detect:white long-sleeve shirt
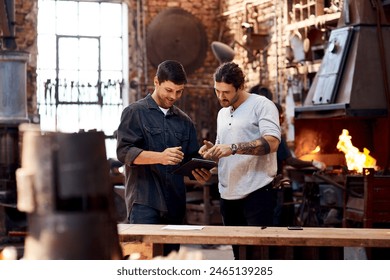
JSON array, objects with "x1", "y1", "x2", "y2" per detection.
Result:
[{"x1": 216, "y1": 94, "x2": 281, "y2": 200}]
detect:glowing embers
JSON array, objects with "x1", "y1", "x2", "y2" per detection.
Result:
[
  {"x1": 336, "y1": 129, "x2": 378, "y2": 173},
  {"x1": 310, "y1": 145, "x2": 321, "y2": 154}
]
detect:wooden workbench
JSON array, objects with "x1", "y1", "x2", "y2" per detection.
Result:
[{"x1": 117, "y1": 224, "x2": 390, "y2": 259}]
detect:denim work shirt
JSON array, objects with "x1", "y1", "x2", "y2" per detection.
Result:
[{"x1": 116, "y1": 94, "x2": 200, "y2": 222}]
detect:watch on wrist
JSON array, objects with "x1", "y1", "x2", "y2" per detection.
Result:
[{"x1": 230, "y1": 143, "x2": 238, "y2": 155}]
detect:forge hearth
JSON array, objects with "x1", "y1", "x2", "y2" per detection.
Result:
[
  {"x1": 292, "y1": 115, "x2": 390, "y2": 229},
  {"x1": 294, "y1": 118, "x2": 388, "y2": 171},
  {"x1": 294, "y1": 0, "x2": 390, "y2": 173}
]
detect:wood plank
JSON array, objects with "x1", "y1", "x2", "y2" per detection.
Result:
[
  {"x1": 121, "y1": 242, "x2": 155, "y2": 260},
  {"x1": 118, "y1": 224, "x2": 390, "y2": 248}
]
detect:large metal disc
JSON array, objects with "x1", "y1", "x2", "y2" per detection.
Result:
[{"x1": 146, "y1": 7, "x2": 208, "y2": 75}]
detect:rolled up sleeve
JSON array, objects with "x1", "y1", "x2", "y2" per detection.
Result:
[{"x1": 116, "y1": 106, "x2": 144, "y2": 164}]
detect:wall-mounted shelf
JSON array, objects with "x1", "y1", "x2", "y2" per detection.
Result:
[
  {"x1": 286, "y1": 12, "x2": 340, "y2": 31},
  {"x1": 290, "y1": 0, "x2": 325, "y2": 23}
]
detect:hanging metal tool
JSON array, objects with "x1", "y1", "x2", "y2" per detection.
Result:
[
  {"x1": 146, "y1": 7, "x2": 208, "y2": 74},
  {"x1": 0, "y1": 0, "x2": 17, "y2": 50}
]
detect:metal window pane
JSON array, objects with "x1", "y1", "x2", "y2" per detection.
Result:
[
  {"x1": 37, "y1": 1, "x2": 56, "y2": 34},
  {"x1": 79, "y1": 2, "x2": 100, "y2": 36},
  {"x1": 101, "y1": 38, "x2": 122, "y2": 70},
  {"x1": 101, "y1": 3, "x2": 122, "y2": 36},
  {"x1": 58, "y1": 37, "x2": 79, "y2": 70},
  {"x1": 56, "y1": 1, "x2": 78, "y2": 35},
  {"x1": 37, "y1": 34, "x2": 56, "y2": 69},
  {"x1": 79, "y1": 38, "x2": 99, "y2": 71}
]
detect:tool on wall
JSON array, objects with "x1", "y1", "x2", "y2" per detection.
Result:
[
  {"x1": 146, "y1": 7, "x2": 208, "y2": 75},
  {"x1": 0, "y1": 0, "x2": 16, "y2": 50}
]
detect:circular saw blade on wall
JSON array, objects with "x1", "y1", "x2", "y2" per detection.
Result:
[{"x1": 146, "y1": 7, "x2": 208, "y2": 75}]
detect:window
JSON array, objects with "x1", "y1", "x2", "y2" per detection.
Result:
[{"x1": 37, "y1": 0, "x2": 128, "y2": 158}]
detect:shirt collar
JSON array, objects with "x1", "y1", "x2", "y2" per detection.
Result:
[{"x1": 145, "y1": 93, "x2": 179, "y2": 116}]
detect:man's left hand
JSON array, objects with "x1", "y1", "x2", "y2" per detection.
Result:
[{"x1": 191, "y1": 168, "x2": 212, "y2": 184}]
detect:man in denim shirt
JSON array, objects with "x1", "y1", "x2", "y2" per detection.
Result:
[{"x1": 116, "y1": 60, "x2": 211, "y2": 255}]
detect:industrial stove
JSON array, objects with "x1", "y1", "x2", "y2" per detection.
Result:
[{"x1": 292, "y1": 0, "x2": 390, "y2": 229}]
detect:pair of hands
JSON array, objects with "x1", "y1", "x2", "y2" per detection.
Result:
[
  {"x1": 162, "y1": 140, "x2": 230, "y2": 165},
  {"x1": 191, "y1": 140, "x2": 233, "y2": 184}
]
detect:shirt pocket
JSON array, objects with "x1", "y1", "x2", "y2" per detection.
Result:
[
  {"x1": 174, "y1": 131, "x2": 189, "y2": 148},
  {"x1": 144, "y1": 125, "x2": 163, "y2": 150}
]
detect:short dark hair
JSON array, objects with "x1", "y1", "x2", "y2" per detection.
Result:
[
  {"x1": 156, "y1": 60, "x2": 187, "y2": 85},
  {"x1": 214, "y1": 62, "x2": 245, "y2": 91}
]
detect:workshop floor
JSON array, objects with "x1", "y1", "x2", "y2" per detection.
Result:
[{"x1": 180, "y1": 244, "x2": 234, "y2": 260}]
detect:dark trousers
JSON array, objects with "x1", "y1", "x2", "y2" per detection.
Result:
[
  {"x1": 220, "y1": 183, "x2": 276, "y2": 259},
  {"x1": 129, "y1": 203, "x2": 181, "y2": 256}
]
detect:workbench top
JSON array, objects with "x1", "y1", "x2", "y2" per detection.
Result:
[{"x1": 118, "y1": 224, "x2": 390, "y2": 248}]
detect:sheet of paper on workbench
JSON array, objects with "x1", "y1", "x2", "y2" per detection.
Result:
[{"x1": 162, "y1": 225, "x2": 205, "y2": 230}]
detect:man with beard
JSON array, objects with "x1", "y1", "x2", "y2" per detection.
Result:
[{"x1": 199, "y1": 62, "x2": 281, "y2": 259}]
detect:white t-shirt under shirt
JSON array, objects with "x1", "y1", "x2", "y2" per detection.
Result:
[
  {"x1": 159, "y1": 107, "x2": 169, "y2": 115},
  {"x1": 216, "y1": 94, "x2": 281, "y2": 200}
]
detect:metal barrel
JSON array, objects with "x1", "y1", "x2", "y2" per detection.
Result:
[{"x1": 16, "y1": 124, "x2": 122, "y2": 259}]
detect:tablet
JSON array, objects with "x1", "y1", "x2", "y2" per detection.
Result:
[{"x1": 172, "y1": 158, "x2": 217, "y2": 177}]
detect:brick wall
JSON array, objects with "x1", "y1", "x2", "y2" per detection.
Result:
[
  {"x1": 127, "y1": 0, "x2": 221, "y2": 143},
  {"x1": 10, "y1": 0, "x2": 292, "y2": 143},
  {"x1": 11, "y1": 0, "x2": 342, "y2": 144},
  {"x1": 14, "y1": 0, "x2": 38, "y2": 117}
]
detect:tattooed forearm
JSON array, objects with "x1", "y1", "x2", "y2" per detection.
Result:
[{"x1": 237, "y1": 137, "x2": 271, "y2": 155}]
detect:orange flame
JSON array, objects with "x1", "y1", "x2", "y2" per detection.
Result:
[
  {"x1": 336, "y1": 129, "x2": 377, "y2": 173},
  {"x1": 310, "y1": 146, "x2": 321, "y2": 154}
]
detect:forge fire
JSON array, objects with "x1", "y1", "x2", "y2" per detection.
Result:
[{"x1": 336, "y1": 129, "x2": 378, "y2": 173}]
